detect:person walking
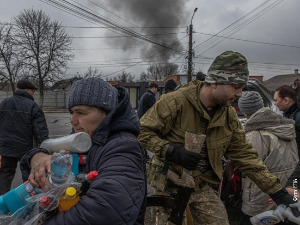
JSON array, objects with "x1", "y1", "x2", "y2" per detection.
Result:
[
  {"x1": 138, "y1": 50, "x2": 298, "y2": 225},
  {"x1": 238, "y1": 91, "x2": 298, "y2": 225},
  {"x1": 0, "y1": 79, "x2": 49, "y2": 195},
  {"x1": 20, "y1": 78, "x2": 146, "y2": 224},
  {"x1": 274, "y1": 84, "x2": 300, "y2": 155},
  {"x1": 137, "y1": 82, "x2": 160, "y2": 118},
  {"x1": 163, "y1": 79, "x2": 177, "y2": 94}
]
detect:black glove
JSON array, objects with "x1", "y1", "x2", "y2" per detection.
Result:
[
  {"x1": 270, "y1": 188, "x2": 298, "y2": 207},
  {"x1": 166, "y1": 145, "x2": 201, "y2": 170}
]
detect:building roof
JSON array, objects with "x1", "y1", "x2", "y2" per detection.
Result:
[
  {"x1": 51, "y1": 77, "x2": 80, "y2": 90},
  {"x1": 264, "y1": 71, "x2": 299, "y2": 92}
]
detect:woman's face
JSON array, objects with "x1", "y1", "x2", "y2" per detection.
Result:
[
  {"x1": 69, "y1": 105, "x2": 107, "y2": 136},
  {"x1": 274, "y1": 91, "x2": 290, "y2": 112}
]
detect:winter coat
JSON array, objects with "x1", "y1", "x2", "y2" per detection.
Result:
[
  {"x1": 0, "y1": 90, "x2": 49, "y2": 159},
  {"x1": 20, "y1": 86, "x2": 147, "y2": 225},
  {"x1": 284, "y1": 103, "x2": 300, "y2": 155},
  {"x1": 137, "y1": 90, "x2": 156, "y2": 118},
  {"x1": 241, "y1": 107, "x2": 298, "y2": 216},
  {"x1": 139, "y1": 80, "x2": 282, "y2": 195}
]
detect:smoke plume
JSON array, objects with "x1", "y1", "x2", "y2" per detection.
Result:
[{"x1": 96, "y1": 0, "x2": 190, "y2": 63}]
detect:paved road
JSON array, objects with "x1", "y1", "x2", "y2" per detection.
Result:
[{"x1": 11, "y1": 112, "x2": 72, "y2": 189}]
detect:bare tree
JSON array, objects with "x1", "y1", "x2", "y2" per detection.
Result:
[
  {"x1": 83, "y1": 66, "x2": 102, "y2": 79},
  {"x1": 113, "y1": 71, "x2": 135, "y2": 82},
  {"x1": 0, "y1": 23, "x2": 23, "y2": 91},
  {"x1": 140, "y1": 72, "x2": 147, "y2": 81},
  {"x1": 14, "y1": 9, "x2": 74, "y2": 106},
  {"x1": 140, "y1": 63, "x2": 178, "y2": 81}
]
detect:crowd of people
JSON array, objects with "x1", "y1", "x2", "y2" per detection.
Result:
[{"x1": 0, "y1": 50, "x2": 300, "y2": 225}]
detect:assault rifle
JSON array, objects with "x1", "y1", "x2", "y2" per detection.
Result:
[{"x1": 161, "y1": 131, "x2": 205, "y2": 225}]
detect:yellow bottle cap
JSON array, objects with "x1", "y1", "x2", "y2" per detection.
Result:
[{"x1": 65, "y1": 187, "x2": 77, "y2": 198}]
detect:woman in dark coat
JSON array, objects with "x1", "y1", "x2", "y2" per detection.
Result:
[{"x1": 20, "y1": 78, "x2": 146, "y2": 225}]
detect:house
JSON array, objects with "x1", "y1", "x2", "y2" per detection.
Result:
[
  {"x1": 108, "y1": 81, "x2": 141, "y2": 109},
  {"x1": 165, "y1": 74, "x2": 197, "y2": 85},
  {"x1": 51, "y1": 77, "x2": 80, "y2": 91},
  {"x1": 264, "y1": 69, "x2": 299, "y2": 92}
]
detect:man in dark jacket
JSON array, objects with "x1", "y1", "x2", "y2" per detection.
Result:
[
  {"x1": 274, "y1": 84, "x2": 300, "y2": 155},
  {"x1": 137, "y1": 82, "x2": 160, "y2": 118},
  {"x1": 163, "y1": 79, "x2": 177, "y2": 94},
  {"x1": 20, "y1": 78, "x2": 146, "y2": 225},
  {"x1": 0, "y1": 79, "x2": 49, "y2": 195}
]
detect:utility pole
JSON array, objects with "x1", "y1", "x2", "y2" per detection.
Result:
[{"x1": 187, "y1": 8, "x2": 197, "y2": 82}]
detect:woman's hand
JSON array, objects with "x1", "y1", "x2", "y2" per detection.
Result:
[{"x1": 28, "y1": 153, "x2": 52, "y2": 191}]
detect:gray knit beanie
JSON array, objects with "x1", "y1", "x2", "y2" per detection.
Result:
[
  {"x1": 238, "y1": 91, "x2": 264, "y2": 115},
  {"x1": 68, "y1": 78, "x2": 118, "y2": 112}
]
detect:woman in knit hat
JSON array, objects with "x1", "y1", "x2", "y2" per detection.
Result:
[
  {"x1": 238, "y1": 91, "x2": 298, "y2": 225},
  {"x1": 20, "y1": 78, "x2": 146, "y2": 225}
]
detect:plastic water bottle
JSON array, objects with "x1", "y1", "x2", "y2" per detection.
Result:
[
  {"x1": 58, "y1": 187, "x2": 80, "y2": 212},
  {"x1": 76, "y1": 171, "x2": 98, "y2": 183},
  {"x1": 284, "y1": 204, "x2": 300, "y2": 224},
  {"x1": 250, "y1": 205, "x2": 286, "y2": 225},
  {"x1": 48, "y1": 152, "x2": 73, "y2": 188},
  {"x1": 39, "y1": 195, "x2": 59, "y2": 221},
  {"x1": 0, "y1": 180, "x2": 41, "y2": 216},
  {"x1": 40, "y1": 132, "x2": 92, "y2": 154}
]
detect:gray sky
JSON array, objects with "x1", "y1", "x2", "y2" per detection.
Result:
[{"x1": 1, "y1": 0, "x2": 300, "y2": 81}]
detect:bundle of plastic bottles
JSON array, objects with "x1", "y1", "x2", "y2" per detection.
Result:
[
  {"x1": 0, "y1": 152, "x2": 75, "y2": 224},
  {"x1": 0, "y1": 133, "x2": 96, "y2": 225},
  {"x1": 250, "y1": 203, "x2": 300, "y2": 225}
]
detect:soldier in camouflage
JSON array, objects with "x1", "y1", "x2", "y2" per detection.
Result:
[
  {"x1": 139, "y1": 51, "x2": 297, "y2": 225},
  {"x1": 205, "y1": 50, "x2": 249, "y2": 84}
]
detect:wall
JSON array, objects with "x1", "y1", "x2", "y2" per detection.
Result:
[
  {"x1": 0, "y1": 86, "x2": 140, "y2": 109},
  {"x1": 0, "y1": 90, "x2": 69, "y2": 109}
]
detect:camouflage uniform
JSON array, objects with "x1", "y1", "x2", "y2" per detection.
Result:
[
  {"x1": 205, "y1": 50, "x2": 249, "y2": 84},
  {"x1": 140, "y1": 51, "x2": 282, "y2": 225}
]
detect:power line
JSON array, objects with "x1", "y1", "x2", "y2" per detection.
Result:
[
  {"x1": 70, "y1": 32, "x2": 186, "y2": 39},
  {"x1": 41, "y1": 0, "x2": 182, "y2": 53},
  {"x1": 0, "y1": 22, "x2": 189, "y2": 29},
  {"x1": 85, "y1": 0, "x2": 139, "y2": 28},
  {"x1": 194, "y1": 31, "x2": 300, "y2": 49},
  {"x1": 63, "y1": 25, "x2": 187, "y2": 29},
  {"x1": 103, "y1": 34, "x2": 188, "y2": 77},
  {"x1": 194, "y1": 0, "x2": 284, "y2": 56}
]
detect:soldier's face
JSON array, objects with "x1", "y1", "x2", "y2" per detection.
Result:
[{"x1": 213, "y1": 84, "x2": 244, "y2": 106}]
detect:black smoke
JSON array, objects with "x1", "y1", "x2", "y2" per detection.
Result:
[{"x1": 96, "y1": 0, "x2": 190, "y2": 63}]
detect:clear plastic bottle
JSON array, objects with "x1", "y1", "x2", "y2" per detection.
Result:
[
  {"x1": 58, "y1": 187, "x2": 80, "y2": 212},
  {"x1": 0, "y1": 180, "x2": 41, "y2": 216},
  {"x1": 39, "y1": 195, "x2": 59, "y2": 221},
  {"x1": 284, "y1": 205, "x2": 300, "y2": 224},
  {"x1": 40, "y1": 132, "x2": 92, "y2": 154},
  {"x1": 49, "y1": 152, "x2": 73, "y2": 189},
  {"x1": 76, "y1": 171, "x2": 98, "y2": 183},
  {"x1": 250, "y1": 205, "x2": 286, "y2": 225}
]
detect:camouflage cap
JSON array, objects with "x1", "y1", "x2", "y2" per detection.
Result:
[{"x1": 205, "y1": 51, "x2": 249, "y2": 84}]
